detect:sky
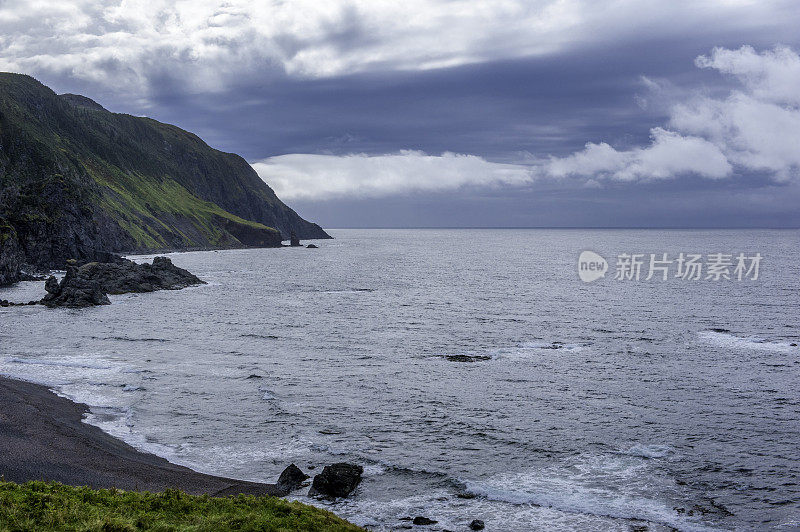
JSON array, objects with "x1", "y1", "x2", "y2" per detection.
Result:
[{"x1": 1, "y1": 0, "x2": 799, "y2": 228}]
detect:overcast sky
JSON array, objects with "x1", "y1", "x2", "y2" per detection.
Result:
[{"x1": 2, "y1": 0, "x2": 799, "y2": 227}]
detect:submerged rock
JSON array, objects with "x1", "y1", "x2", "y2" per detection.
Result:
[
  {"x1": 276, "y1": 463, "x2": 309, "y2": 495},
  {"x1": 469, "y1": 519, "x2": 485, "y2": 530},
  {"x1": 412, "y1": 516, "x2": 438, "y2": 525},
  {"x1": 308, "y1": 463, "x2": 363, "y2": 498},
  {"x1": 445, "y1": 354, "x2": 491, "y2": 362}
]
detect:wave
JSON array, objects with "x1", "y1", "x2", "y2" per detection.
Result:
[
  {"x1": 699, "y1": 330, "x2": 798, "y2": 353},
  {"x1": 460, "y1": 463, "x2": 717, "y2": 532},
  {"x1": 493, "y1": 340, "x2": 592, "y2": 361},
  {"x1": 2, "y1": 356, "x2": 115, "y2": 370},
  {"x1": 618, "y1": 444, "x2": 677, "y2": 460},
  {"x1": 436, "y1": 340, "x2": 593, "y2": 364},
  {"x1": 108, "y1": 336, "x2": 169, "y2": 343}
]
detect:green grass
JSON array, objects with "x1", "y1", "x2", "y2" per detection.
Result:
[
  {"x1": 0, "y1": 482, "x2": 363, "y2": 532},
  {"x1": 85, "y1": 162, "x2": 279, "y2": 249}
]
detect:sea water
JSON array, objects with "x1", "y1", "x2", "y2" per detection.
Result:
[{"x1": 1, "y1": 229, "x2": 799, "y2": 531}]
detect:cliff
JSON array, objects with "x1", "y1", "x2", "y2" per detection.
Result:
[{"x1": 0, "y1": 73, "x2": 329, "y2": 283}]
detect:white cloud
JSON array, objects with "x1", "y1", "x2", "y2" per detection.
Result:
[
  {"x1": 545, "y1": 128, "x2": 731, "y2": 181},
  {"x1": 0, "y1": 0, "x2": 795, "y2": 99},
  {"x1": 252, "y1": 150, "x2": 532, "y2": 200},
  {"x1": 695, "y1": 45, "x2": 800, "y2": 105},
  {"x1": 253, "y1": 46, "x2": 800, "y2": 199},
  {"x1": 544, "y1": 45, "x2": 800, "y2": 183}
]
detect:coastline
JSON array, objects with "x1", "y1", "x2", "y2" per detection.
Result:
[{"x1": 0, "y1": 375, "x2": 281, "y2": 497}]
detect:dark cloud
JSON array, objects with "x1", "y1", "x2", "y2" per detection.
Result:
[{"x1": 10, "y1": 2, "x2": 800, "y2": 228}]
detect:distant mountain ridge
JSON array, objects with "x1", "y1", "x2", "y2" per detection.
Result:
[{"x1": 0, "y1": 73, "x2": 329, "y2": 284}]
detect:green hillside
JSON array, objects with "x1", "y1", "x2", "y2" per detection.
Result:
[{"x1": 0, "y1": 73, "x2": 329, "y2": 283}]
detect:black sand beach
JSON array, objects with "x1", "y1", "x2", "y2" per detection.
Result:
[{"x1": 0, "y1": 376, "x2": 281, "y2": 496}]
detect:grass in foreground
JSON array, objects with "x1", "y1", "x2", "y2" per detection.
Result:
[{"x1": 0, "y1": 481, "x2": 363, "y2": 532}]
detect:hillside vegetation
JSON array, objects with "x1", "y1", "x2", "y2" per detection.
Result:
[
  {"x1": 0, "y1": 73, "x2": 329, "y2": 283},
  {"x1": 0, "y1": 481, "x2": 362, "y2": 531}
]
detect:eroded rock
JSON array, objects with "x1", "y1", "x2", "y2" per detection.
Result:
[
  {"x1": 39, "y1": 257, "x2": 204, "y2": 307},
  {"x1": 276, "y1": 463, "x2": 309, "y2": 494},
  {"x1": 308, "y1": 463, "x2": 363, "y2": 498},
  {"x1": 40, "y1": 267, "x2": 110, "y2": 308}
]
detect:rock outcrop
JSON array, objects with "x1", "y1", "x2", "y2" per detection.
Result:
[
  {"x1": 308, "y1": 463, "x2": 363, "y2": 498},
  {"x1": 75, "y1": 257, "x2": 204, "y2": 294},
  {"x1": 0, "y1": 221, "x2": 23, "y2": 286},
  {"x1": 41, "y1": 269, "x2": 110, "y2": 308},
  {"x1": 40, "y1": 257, "x2": 204, "y2": 307},
  {"x1": 275, "y1": 463, "x2": 309, "y2": 495}
]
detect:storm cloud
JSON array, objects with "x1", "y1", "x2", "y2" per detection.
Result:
[
  {"x1": 543, "y1": 46, "x2": 800, "y2": 184},
  {"x1": 2, "y1": 1, "x2": 799, "y2": 227}
]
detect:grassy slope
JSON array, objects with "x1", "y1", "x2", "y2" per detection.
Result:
[
  {"x1": 0, "y1": 73, "x2": 292, "y2": 257},
  {"x1": 0, "y1": 482, "x2": 362, "y2": 532}
]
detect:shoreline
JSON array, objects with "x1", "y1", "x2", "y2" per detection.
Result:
[{"x1": 0, "y1": 375, "x2": 281, "y2": 497}]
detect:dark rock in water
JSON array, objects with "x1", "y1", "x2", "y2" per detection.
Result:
[
  {"x1": 412, "y1": 516, "x2": 438, "y2": 525},
  {"x1": 709, "y1": 328, "x2": 731, "y2": 333},
  {"x1": 445, "y1": 354, "x2": 491, "y2": 362},
  {"x1": 39, "y1": 257, "x2": 203, "y2": 307},
  {"x1": 469, "y1": 519, "x2": 485, "y2": 530},
  {"x1": 290, "y1": 231, "x2": 301, "y2": 247},
  {"x1": 246, "y1": 374, "x2": 262, "y2": 379},
  {"x1": 306, "y1": 244, "x2": 318, "y2": 248},
  {"x1": 76, "y1": 256, "x2": 204, "y2": 294},
  {"x1": 308, "y1": 463, "x2": 363, "y2": 498},
  {"x1": 276, "y1": 463, "x2": 309, "y2": 494},
  {"x1": 44, "y1": 276, "x2": 60, "y2": 294},
  {"x1": 40, "y1": 266, "x2": 110, "y2": 308}
]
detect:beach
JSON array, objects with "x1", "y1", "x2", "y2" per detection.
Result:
[{"x1": 0, "y1": 375, "x2": 281, "y2": 497}]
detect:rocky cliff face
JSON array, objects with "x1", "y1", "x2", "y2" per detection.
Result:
[
  {"x1": 0, "y1": 73, "x2": 329, "y2": 283},
  {"x1": 0, "y1": 220, "x2": 23, "y2": 285}
]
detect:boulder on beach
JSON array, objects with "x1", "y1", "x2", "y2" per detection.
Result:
[
  {"x1": 308, "y1": 463, "x2": 363, "y2": 498},
  {"x1": 276, "y1": 463, "x2": 309, "y2": 495}
]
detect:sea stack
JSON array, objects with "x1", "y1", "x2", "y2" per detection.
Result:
[{"x1": 290, "y1": 231, "x2": 301, "y2": 247}]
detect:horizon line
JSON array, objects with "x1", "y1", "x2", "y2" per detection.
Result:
[{"x1": 322, "y1": 226, "x2": 800, "y2": 230}]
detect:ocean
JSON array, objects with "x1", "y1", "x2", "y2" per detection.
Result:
[{"x1": 1, "y1": 229, "x2": 798, "y2": 531}]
